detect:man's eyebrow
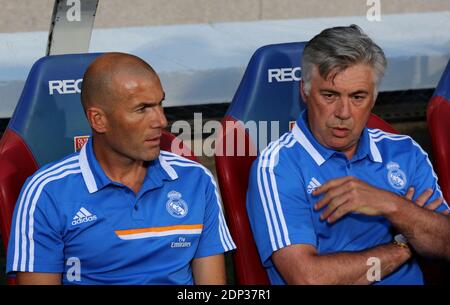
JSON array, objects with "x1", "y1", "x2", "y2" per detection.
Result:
[
  {"x1": 133, "y1": 92, "x2": 165, "y2": 109},
  {"x1": 319, "y1": 89, "x2": 340, "y2": 94},
  {"x1": 349, "y1": 90, "x2": 369, "y2": 95}
]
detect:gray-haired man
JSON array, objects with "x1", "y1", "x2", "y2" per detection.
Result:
[{"x1": 247, "y1": 25, "x2": 450, "y2": 285}]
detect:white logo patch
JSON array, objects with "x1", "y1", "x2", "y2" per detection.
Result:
[
  {"x1": 48, "y1": 79, "x2": 82, "y2": 95},
  {"x1": 307, "y1": 177, "x2": 322, "y2": 194},
  {"x1": 268, "y1": 67, "x2": 301, "y2": 83},
  {"x1": 171, "y1": 236, "x2": 192, "y2": 248},
  {"x1": 166, "y1": 191, "x2": 188, "y2": 218},
  {"x1": 72, "y1": 207, "x2": 97, "y2": 226},
  {"x1": 387, "y1": 162, "x2": 407, "y2": 190}
]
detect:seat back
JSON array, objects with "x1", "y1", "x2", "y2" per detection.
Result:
[
  {"x1": 427, "y1": 58, "x2": 450, "y2": 203},
  {"x1": 215, "y1": 42, "x2": 398, "y2": 284},
  {"x1": 0, "y1": 54, "x2": 194, "y2": 257}
]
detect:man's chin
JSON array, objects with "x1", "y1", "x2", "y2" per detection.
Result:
[
  {"x1": 326, "y1": 138, "x2": 356, "y2": 152},
  {"x1": 143, "y1": 148, "x2": 161, "y2": 161}
]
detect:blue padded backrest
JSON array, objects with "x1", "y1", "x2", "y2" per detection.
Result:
[
  {"x1": 433, "y1": 58, "x2": 450, "y2": 101},
  {"x1": 8, "y1": 53, "x2": 103, "y2": 167},
  {"x1": 226, "y1": 42, "x2": 306, "y2": 138}
]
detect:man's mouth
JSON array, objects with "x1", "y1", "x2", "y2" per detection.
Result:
[
  {"x1": 331, "y1": 127, "x2": 350, "y2": 138},
  {"x1": 145, "y1": 135, "x2": 161, "y2": 143}
]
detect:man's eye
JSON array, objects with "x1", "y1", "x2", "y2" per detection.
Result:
[
  {"x1": 322, "y1": 93, "x2": 335, "y2": 99},
  {"x1": 352, "y1": 95, "x2": 367, "y2": 103}
]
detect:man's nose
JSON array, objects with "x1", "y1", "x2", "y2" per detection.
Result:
[
  {"x1": 335, "y1": 98, "x2": 351, "y2": 120},
  {"x1": 153, "y1": 106, "x2": 168, "y2": 129}
]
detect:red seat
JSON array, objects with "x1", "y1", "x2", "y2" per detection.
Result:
[
  {"x1": 427, "y1": 59, "x2": 450, "y2": 203},
  {"x1": 214, "y1": 42, "x2": 399, "y2": 284},
  {"x1": 215, "y1": 119, "x2": 268, "y2": 284},
  {"x1": 0, "y1": 129, "x2": 39, "y2": 253},
  {"x1": 425, "y1": 59, "x2": 450, "y2": 284}
]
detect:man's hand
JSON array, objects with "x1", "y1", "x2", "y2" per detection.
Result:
[
  {"x1": 313, "y1": 176, "x2": 398, "y2": 223},
  {"x1": 405, "y1": 187, "x2": 449, "y2": 215}
]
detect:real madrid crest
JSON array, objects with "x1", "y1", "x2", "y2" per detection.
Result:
[
  {"x1": 166, "y1": 190, "x2": 188, "y2": 218},
  {"x1": 386, "y1": 162, "x2": 407, "y2": 190}
]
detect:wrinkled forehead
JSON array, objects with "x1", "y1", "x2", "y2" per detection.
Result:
[{"x1": 312, "y1": 64, "x2": 376, "y2": 87}]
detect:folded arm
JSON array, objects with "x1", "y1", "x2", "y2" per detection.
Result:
[{"x1": 272, "y1": 242, "x2": 411, "y2": 285}]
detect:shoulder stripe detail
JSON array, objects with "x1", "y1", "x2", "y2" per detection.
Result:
[
  {"x1": 160, "y1": 151, "x2": 197, "y2": 164},
  {"x1": 256, "y1": 134, "x2": 291, "y2": 251},
  {"x1": 158, "y1": 155, "x2": 178, "y2": 180},
  {"x1": 257, "y1": 133, "x2": 297, "y2": 252},
  {"x1": 368, "y1": 134, "x2": 383, "y2": 162},
  {"x1": 12, "y1": 156, "x2": 79, "y2": 271},
  {"x1": 163, "y1": 161, "x2": 236, "y2": 252},
  {"x1": 372, "y1": 135, "x2": 411, "y2": 143},
  {"x1": 27, "y1": 169, "x2": 81, "y2": 272},
  {"x1": 266, "y1": 136, "x2": 297, "y2": 248},
  {"x1": 368, "y1": 129, "x2": 411, "y2": 142},
  {"x1": 410, "y1": 139, "x2": 449, "y2": 210},
  {"x1": 368, "y1": 128, "x2": 394, "y2": 134},
  {"x1": 368, "y1": 128, "x2": 403, "y2": 137},
  {"x1": 13, "y1": 158, "x2": 80, "y2": 272}
]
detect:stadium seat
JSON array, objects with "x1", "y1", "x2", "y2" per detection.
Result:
[
  {"x1": 0, "y1": 53, "x2": 195, "y2": 284},
  {"x1": 425, "y1": 61, "x2": 450, "y2": 284},
  {"x1": 427, "y1": 58, "x2": 450, "y2": 203},
  {"x1": 215, "y1": 42, "x2": 398, "y2": 285}
]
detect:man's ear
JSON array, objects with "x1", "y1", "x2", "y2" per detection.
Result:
[
  {"x1": 300, "y1": 79, "x2": 308, "y2": 105},
  {"x1": 86, "y1": 106, "x2": 108, "y2": 134}
]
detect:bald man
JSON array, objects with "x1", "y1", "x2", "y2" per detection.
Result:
[{"x1": 6, "y1": 53, "x2": 236, "y2": 285}]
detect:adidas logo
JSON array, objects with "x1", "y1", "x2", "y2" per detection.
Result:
[
  {"x1": 72, "y1": 207, "x2": 97, "y2": 226},
  {"x1": 307, "y1": 177, "x2": 321, "y2": 194}
]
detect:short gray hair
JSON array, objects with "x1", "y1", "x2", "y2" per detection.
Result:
[{"x1": 301, "y1": 24, "x2": 387, "y2": 96}]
